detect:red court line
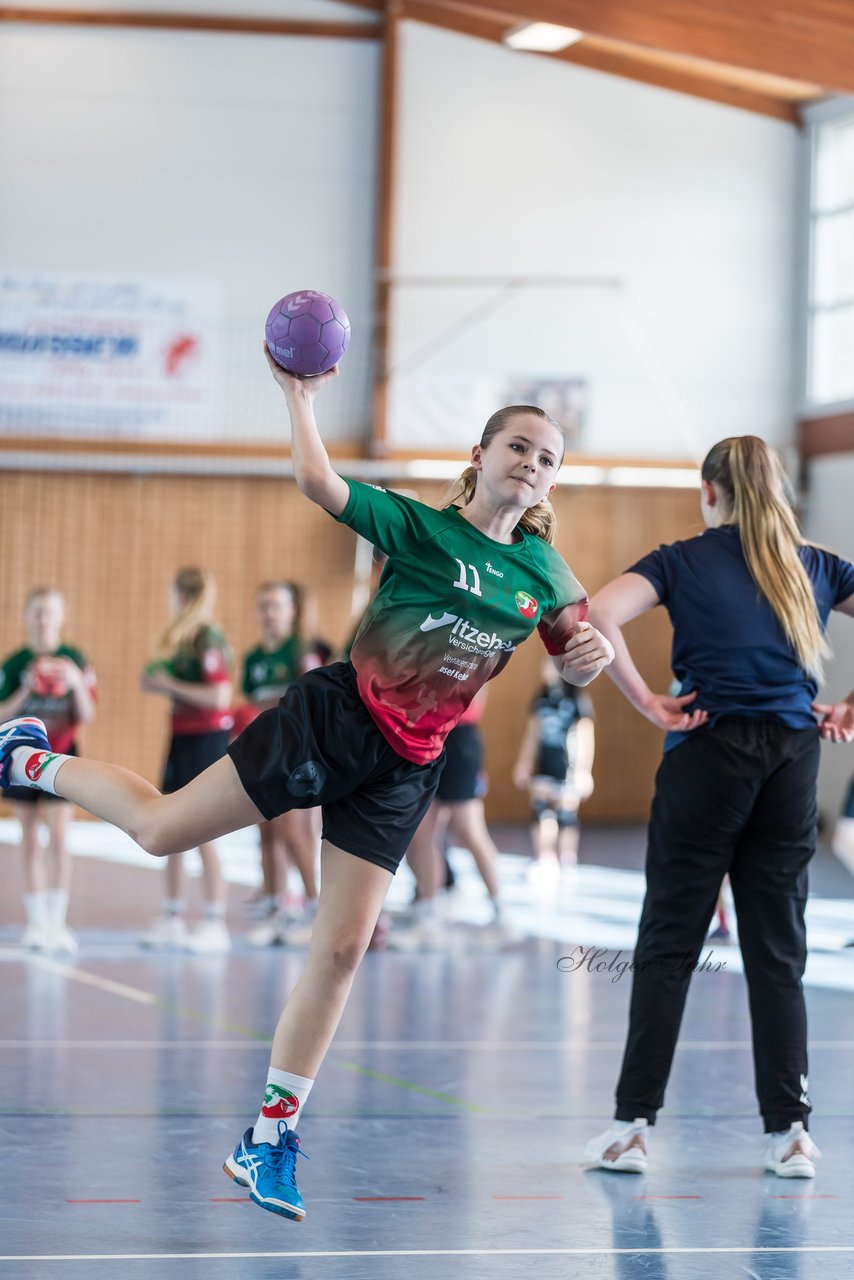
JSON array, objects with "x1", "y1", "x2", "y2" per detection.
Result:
[
  {"x1": 493, "y1": 1195, "x2": 565, "y2": 1201},
  {"x1": 66, "y1": 1199, "x2": 141, "y2": 1204},
  {"x1": 353, "y1": 1196, "x2": 425, "y2": 1202}
]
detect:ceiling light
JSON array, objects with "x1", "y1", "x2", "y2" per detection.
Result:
[{"x1": 503, "y1": 22, "x2": 583, "y2": 53}]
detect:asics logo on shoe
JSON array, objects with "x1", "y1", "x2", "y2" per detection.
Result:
[
  {"x1": 262, "y1": 1083, "x2": 299, "y2": 1120},
  {"x1": 25, "y1": 751, "x2": 57, "y2": 783}
]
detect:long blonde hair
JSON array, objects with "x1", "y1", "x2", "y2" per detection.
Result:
[
  {"x1": 153, "y1": 567, "x2": 218, "y2": 661},
  {"x1": 702, "y1": 436, "x2": 830, "y2": 679},
  {"x1": 443, "y1": 405, "x2": 564, "y2": 545}
]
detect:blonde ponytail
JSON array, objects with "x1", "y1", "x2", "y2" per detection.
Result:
[
  {"x1": 443, "y1": 405, "x2": 562, "y2": 546},
  {"x1": 702, "y1": 437, "x2": 830, "y2": 679},
  {"x1": 153, "y1": 567, "x2": 219, "y2": 661}
]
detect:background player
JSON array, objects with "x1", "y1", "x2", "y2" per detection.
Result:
[
  {"x1": 513, "y1": 658, "x2": 595, "y2": 883},
  {"x1": 0, "y1": 587, "x2": 96, "y2": 952},
  {"x1": 239, "y1": 580, "x2": 320, "y2": 946},
  {"x1": 140, "y1": 567, "x2": 234, "y2": 954}
]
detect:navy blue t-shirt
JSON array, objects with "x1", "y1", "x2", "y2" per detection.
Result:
[{"x1": 628, "y1": 525, "x2": 854, "y2": 752}]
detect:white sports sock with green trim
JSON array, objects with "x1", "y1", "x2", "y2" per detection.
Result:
[
  {"x1": 9, "y1": 747, "x2": 69, "y2": 795},
  {"x1": 252, "y1": 1067, "x2": 314, "y2": 1145}
]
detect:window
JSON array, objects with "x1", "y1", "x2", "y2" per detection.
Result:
[{"x1": 807, "y1": 108, "x2": 854, "y2": 406}]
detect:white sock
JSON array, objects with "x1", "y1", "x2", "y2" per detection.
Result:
[
  {"x1": 9, "y1": 747, "x2": 68, "y2": 795},
  {"x1": 252, "y1": 1067, "x2": 314, "y2": 1145},
  {"x1": 46, "y1": 888, "x2": 69, "y2": 927},
  {"x1": 203, "y1": 901, "x2": 226, "y2": 921},
  {"x1": 613, "y1": 1118, "x2": 648, "y2": 1134},
  {"x1": 24, "y1": 891, "x2": 49, "y2": 928}
]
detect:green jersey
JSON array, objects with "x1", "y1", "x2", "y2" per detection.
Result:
[
  {"x1": 335, "y1": 480, "x2": 587, "y2": 763},
  {"x1": 242, "y1": 636, "x2": 302, "y2": 705},
  {"x1": 0, "y1": 644, "x2": 95, "y2": 753}
]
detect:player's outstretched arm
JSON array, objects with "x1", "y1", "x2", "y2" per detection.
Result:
[
  {"x1": 589, "y1": 573, "x2": 708, "y2": 731},
  {"x1": 264, "y1": 343, "x2": 350, "y2": 516}
]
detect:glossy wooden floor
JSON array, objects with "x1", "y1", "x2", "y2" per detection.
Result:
[{"x1": 3, "y1": 823, "x2": 854, "y2": 1279}]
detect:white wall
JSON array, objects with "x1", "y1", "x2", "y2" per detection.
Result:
[
  {"x1": 0, "y1": 13, "x2": 379, "y2": 440},
  {"x1": 390, "y1": 22, "x2": 800, "y2": 459},
  {"x1": 804, "y1": 455, "x2": 854, "y2": 828},
  {"x1": 1, "y1": 12, "x2": 801, "y2": 455}
]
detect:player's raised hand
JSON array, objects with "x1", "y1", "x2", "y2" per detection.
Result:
[{"x1": 264, "y1": 342, "x2": 339, "y2": 399}]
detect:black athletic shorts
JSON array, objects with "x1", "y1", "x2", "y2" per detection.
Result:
[
  {"x1": 535, "y1": 744, "x2": 569, "y2": 782},
  {"x1": 436, "y1": 722, "x2": 485, "y2": 803},
  {"x1": 227, "y1": 662, "x2": 445, "y2": 873},
  {"x1": 7, "y1": 744, "x2": 78, "y2": 804},
  {"x1": 162, "y1": 730, "x2": 231, "y2": 794}
]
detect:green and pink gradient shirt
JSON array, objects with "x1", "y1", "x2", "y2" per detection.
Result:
[{"x1": 335, "y1": 480, "x2": 588, "y2": 764}]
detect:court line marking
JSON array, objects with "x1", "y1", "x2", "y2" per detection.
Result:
[
  {"x1": 6, "y1": 1037, "x2": 854, "y2": 1051},
  {"x1": 337, "y1": 1061, "x2": 485, "y2": 1112},
  {"x1": 0, "y1": 950, "x2": 270, "y2": 1040},
  {"x1": 0, "y1": 955, "x2": 482, "y2": 1112},
  {"x1": 4, "y1": 1247, "x2": 854, "y2": 1261}
]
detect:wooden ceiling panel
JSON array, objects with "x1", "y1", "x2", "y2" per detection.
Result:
[{"x1": 1, "y1": 1, "x2": 843, "y2": 117}]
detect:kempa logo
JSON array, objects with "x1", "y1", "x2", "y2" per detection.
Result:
[{"x1": 420, "y1": 611, "x2": 514, "y2": 652}]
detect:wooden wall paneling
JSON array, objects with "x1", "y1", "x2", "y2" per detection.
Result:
[{"x1": 1, "y1": 470, "x2": 700, "y2": 826}]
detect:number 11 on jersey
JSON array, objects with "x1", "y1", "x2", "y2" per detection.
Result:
[{"x1": 453, "y1": 560, "x2": 482, "y2": 596}]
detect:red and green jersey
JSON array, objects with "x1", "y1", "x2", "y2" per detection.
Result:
[
  {"x1": 335, "y1": 480, "x2": 588, "y2": 763},
  {"x1": 242, "y1": 636, "x2": 302, "y2": 706},
  {"x1": 0, "y1": 644, "x2": 95, "y2": 753},
  {"x1": 151, "y1": 624, "x2": 233, "y2": 736}
]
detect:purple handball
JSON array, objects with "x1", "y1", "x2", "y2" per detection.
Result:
[{"x1": 265, "y1": 290, "x2": 350, "y2": 376}]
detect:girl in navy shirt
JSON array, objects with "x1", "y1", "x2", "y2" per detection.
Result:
[{"x1": 584, "y1": 434, "x2": 854, "y2": 1180}]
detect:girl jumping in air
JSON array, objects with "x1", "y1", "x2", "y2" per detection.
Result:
[{"x1": 0, "y1": 348, "x2": 614, "y2": 1222}]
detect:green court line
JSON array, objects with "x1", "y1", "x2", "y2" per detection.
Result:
[
  {"x1": 337, "y1": 1061, "x2": 486, "y2": 1112},
  {"x1": 153, "y1": 1000, "x2": 272, "y2": 1042}
]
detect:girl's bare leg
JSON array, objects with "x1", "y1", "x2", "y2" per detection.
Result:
[
  {"x1": 405, "y1": 803, "x2": 444, "y2": 899},
  {"x1": 277, "y1": 809, "x2": 319, "y2": 901},
  {"x1": 52, "y1": 755, "x2": 264, "y2": 856},
  {"x1": 258, "y1": 821, "x2": 279, "y2": 898},
  {"x1": 165, "y1": 852, "x2": 185, "y2": 901},
  {"x1": 15, "y1": 803, "x2": 43, "y2": 894},
  {"x1": 198, "y1": 842, "x2": 226, "y2": 906},
  {"x1": 446, "y1": 799, "x2": 500, "y2": 899},
  {"x1": 42, "y1": 800, "x2": 73, "y2": 893},
  {"x1": 270, "y1": 841, "x2": 391, "y2": 1076}
]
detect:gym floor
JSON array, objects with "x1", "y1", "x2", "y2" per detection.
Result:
[{"x1": 3, "y1": 822, "x2": 854, "y2": 1278}]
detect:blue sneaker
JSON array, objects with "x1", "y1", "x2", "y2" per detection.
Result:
[
  {"x1": 0, "y1": 718, "x2": 51, "y2": 790},
  {"x1": 223, "y1": 1121, "x2": 307, "y2": 1221}
]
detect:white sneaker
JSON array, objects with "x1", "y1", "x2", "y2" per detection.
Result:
[
  {"x1": 21, "y1": 922, "x2": 49, "y2": 950},
  {"x1": 582, "y1": 1119, "x2": 649, "y2": 1173},
  {"x1": 246, "y1": 916, "x2": 286, "y2": 948},
  {"x1": 386, "y1": 915, "x2": 447, "y2": 952},
  {"x1": 140, "y1": 914, "x2": 188, "y2": 950},
  {"x1": 528, "y1": 858, "x2": 561, "y2": 889},
  {"x1": 184, "y1": 917, "x2": 231, "y2": 954},
  {"x1": 764, "y1": 1122, "x2": 820, "y2": 1178},
  {"x1": 465, "y1": 917, "x2": 525, "y2": 951},
  {"x1": 243, "y1": 893, "x2": 277, "y2": 920},
  {"x1": 47, "y1": 924, "x2": 79, "y2": 955}
]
